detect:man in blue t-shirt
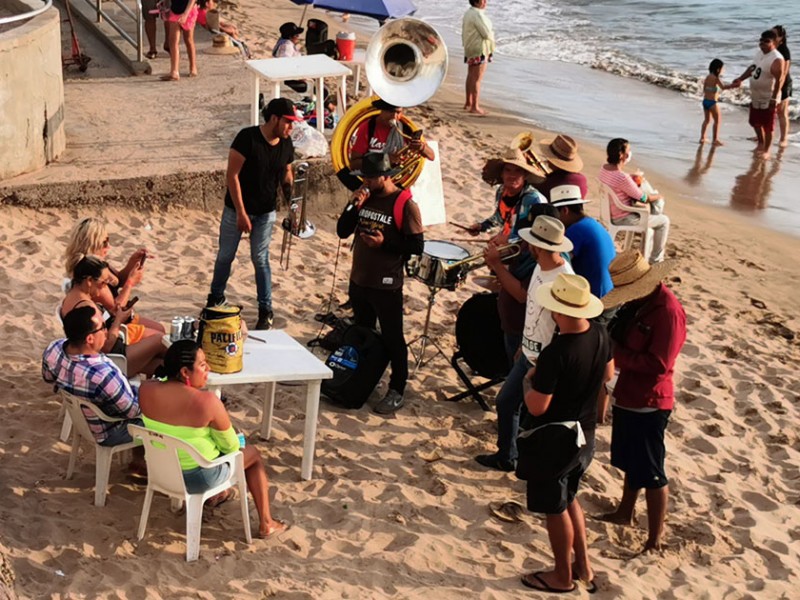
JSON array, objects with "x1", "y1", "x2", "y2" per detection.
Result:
[{"x1": 550, "y1": 185, "x2": 616, "y2": 300}]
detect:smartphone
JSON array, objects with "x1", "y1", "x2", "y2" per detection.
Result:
[
  {"x1": 139, "y1": 254, "x2": 147, "y2": 268},
  {"x1": 124, "y1": 296, "x2": 140, "y2": 311}
]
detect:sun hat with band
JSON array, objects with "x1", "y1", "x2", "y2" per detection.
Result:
[
  {"x1": 518, "y1": 215, "x2": 574, "y2": 253},
  {"x1": 482, "y1": 146, "x2": 547, "y2": 186},
  {"x1": 537, "y1": 134, "x2": 584, "y2": 173},
  {"x1": 350, "y1": 152, "x2": 401, "y2": 178},
  {"x1": 601, "y1": 249, "x2": 676, "y2": 309},
  {"x1": 549, "y1": 184, "x2": 590, "y2": 208},
  {"x1": 535, "y1": 273, "x2": 604, "y2": 319}
]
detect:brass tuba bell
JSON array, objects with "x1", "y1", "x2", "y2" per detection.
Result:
[{"x1": 330, "y1": 18, "x2": 448, "y2": 190}]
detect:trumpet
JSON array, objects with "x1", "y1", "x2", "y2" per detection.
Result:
[{"x1": 442, "y1": 243, "x2": 521, "y2": 273}]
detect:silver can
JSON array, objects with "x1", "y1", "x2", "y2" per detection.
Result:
[
  {"x1": 170, "y1": 317, "x2": 184, "y2": 342},
  {"x1": 182, "y1": 316, "x2": 196, "y2": 340}
]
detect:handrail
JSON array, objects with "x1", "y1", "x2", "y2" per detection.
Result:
[
  {"x1": 0, "y1": 0, "x2": 53, "y2": 25},
  {"x1": 81, "y1": 0, "x2": 143, "y2": 62}
]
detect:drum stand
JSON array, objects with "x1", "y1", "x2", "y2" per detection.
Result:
[{"x1": 406, "y1": 285, "x2": 448, "y2": 373}]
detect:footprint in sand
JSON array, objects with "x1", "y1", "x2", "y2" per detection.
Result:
[
  {"x1": 687, "y1": 435, "x2": 717, "y2": 455},
  {"x1": 741, "y1": 490, "x2": 780, "y2": 512}
]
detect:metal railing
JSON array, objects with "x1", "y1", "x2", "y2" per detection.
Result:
[
  {"x1": 0, "y1": 0, "x2": 53, "y2": 25},
  {"x1": 82, "y1": 0, "x2": 143, "y2": 61}
]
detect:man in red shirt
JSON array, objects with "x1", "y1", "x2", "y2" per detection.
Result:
[
  {"x1": 349, "y1": 98, "x2": 435, "y2": 172},
  {"x1": 599, "y1": 250, "x2": 685, "y2": 552}
]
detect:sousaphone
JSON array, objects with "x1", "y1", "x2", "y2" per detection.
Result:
[{"x1": 331, "y1": 18, "x2": 448, "y2": 190}]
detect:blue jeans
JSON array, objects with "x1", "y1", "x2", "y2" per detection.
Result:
[
  {"x1": 183, "y1": 463, "x2": 231, "y2": 494},
  {"x1": 495, "y1": 353, "x2": 531, "y2": 462},
  {"x1": 210, "y1": 206, "x2": 277, "y2": 310}
]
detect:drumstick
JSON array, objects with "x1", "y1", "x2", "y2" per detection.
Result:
[
  {"x1": 450, "y1": 221, "x2": 475, "y2": 232},
  {"x1": 451, "y1": 237, "x2": 491, "y2": 243}
]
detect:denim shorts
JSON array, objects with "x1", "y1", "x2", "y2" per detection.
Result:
[
  {"x1": 99, "y1": 418, "x2": 143, "y2": 447},
  {"x1": 183, "y1": 463, "x2": 231, "y2": 494}
]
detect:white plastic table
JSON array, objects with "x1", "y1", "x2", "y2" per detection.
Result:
[
  {"x1": 339, "y1": 49, "x2": 372, "y2": 98},
  {"x1": 205, "y1": 330, "x2": 333, "y2": 480},
  {"x1": 245, "y1": 56, "x2": 352, "y2": 133}
]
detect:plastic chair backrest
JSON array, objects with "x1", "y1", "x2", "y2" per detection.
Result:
[
  {"x1": 60, "y1": 390, "x2": 123, "y2": 443},
  {"x1": 128, "y1": 426, "x2": 209, "y2": 498},
  {"x1": 597, "y1": 182, "x2": 614, "y2": 225}
]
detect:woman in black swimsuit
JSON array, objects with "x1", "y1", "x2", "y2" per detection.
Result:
[{"x1": 773, "y1": 25, "x2": 792, "y2": 148}]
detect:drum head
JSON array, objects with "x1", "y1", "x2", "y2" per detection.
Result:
[
  {"x1": 455, "y1": 293, "x2": 509, "y2": 379},
  {"x1": 424, "y1": 240, "x2": 469, "y2": 261}
]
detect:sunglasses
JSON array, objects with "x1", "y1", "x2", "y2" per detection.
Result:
[{"x1": 89, "y1": 321, "x2": 108, "y2": 335}]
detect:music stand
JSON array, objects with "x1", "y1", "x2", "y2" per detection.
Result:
[{"x1": 406, "y1": 284, "x2": 448, "y2": 372}]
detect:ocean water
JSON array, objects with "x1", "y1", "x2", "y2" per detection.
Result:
[{"x1": 419, "y1": 0, "x2": 800, "y2": 120}]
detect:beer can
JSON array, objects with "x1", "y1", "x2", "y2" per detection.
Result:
[
  {"x1": 170, "y1": 317, "x2": 184, "y2": 342},
  {"x1": 237, "y1": 432, "x2": 246, "y2": 448},
  {"x1": 182, "y1": 316, "x2": 195, "y2": 340}
]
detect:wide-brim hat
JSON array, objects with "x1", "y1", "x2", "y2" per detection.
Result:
[
  {"x1": 537, "y1": 134, "x2": 584, "y2": 173},
  {"x1": 205, "y1": 34, "x2": 240, "y2": 55},
  {"x1": 481, "y1": 146, "x2": 546, "y2": 185},
  {"x1": 601, "y1": 249, "x2": 677, "y2": 309},
  {"x1": 350, "y1": 152, "x2": 401, "y2": 177},
  {"x1": 535, "y1": 273, "x2": 604, "y2": 319},
  {"x1": 549, "y1": 184, "x2": 590, "y2": 208},
  {"x1": 518, "y1": 215, "x2": 574, "y2": 253}
]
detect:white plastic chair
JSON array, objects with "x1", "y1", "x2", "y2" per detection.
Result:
[
  {"x1": 128, "y1": 425, "x2": 252, "y2": 562},
  {"x1": 60, "y1": 390, "x2": 138, "y2": 507},
  {"x1": 596, "y1": 179, "x2": 651, "y2": 254}
]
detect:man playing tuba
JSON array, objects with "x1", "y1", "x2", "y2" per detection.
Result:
[{"x1": 349, "y1": 98, "x2": 436, "y2": 172}]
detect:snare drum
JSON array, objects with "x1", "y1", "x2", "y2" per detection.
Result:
[{"x1": 414, "y1": 240, "x2": 470, "y2": 290}]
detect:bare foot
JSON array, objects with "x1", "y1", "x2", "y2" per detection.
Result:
[
  {"x1": 779, "y1": 139, "x2": 789, "y2": 148},
  {"x1": 713, "y1": 139, "x2": 724, "y2": 146},
  {"x1": 747, "y1": 135, "x2": 758, "y2": 141},
  {"x1": 643, "y1": 540, "x2": 664, "y2": 553},
  {"x1": 469, "y1": 107, "x2": 488, "y2": 116},
  {"x1": 188, "y1": 71, "x2": 198, "y2": 78},
  {"x1": 598, "y1": 510, "x2": 633, "y2": 525},
  {"x1": 698, "y1": 138, "x2": 707, "y2": 144},
  {"x1": 761, "y1": 151, "x2": 771, "y2": 160},
  {"x1": 160, "y1": 73, "x2": 179, "y2": 81},
  {"x1": 258, "y1": 519, "x2": 288, "y2": 539}
]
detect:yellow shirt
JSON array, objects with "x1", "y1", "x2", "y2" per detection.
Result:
[{"x1": 462, "y1": 6, "x2": 495, "y2": 60}]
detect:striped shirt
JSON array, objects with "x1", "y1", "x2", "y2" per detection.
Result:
[
  {"x1": 42, "y1": 339, "x2": 140, "y2": 443},
  {"x1": 598, "y1": 168, "x2": 646, "y2": 222}
]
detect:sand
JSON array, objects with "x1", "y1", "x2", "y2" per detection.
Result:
[{"x1": 1, "y1": 1, "x2": 799, "y2": 598}]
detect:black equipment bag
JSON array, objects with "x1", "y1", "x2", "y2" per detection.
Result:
[{"x1": 321, "y1": 325, "x2": 389, "y2": 409}]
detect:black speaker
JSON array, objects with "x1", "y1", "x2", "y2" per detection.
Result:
[{"x1": 321, "y1": 325, "x2": 389, "y2": 409}]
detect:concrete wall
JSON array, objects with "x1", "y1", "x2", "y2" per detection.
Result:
[{"x1": 0, "y1": 3, "x2": 66, "y2": 180}]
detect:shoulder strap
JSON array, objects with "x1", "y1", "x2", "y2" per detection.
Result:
[
  {"x1": 393, "y1": 188, "x2": 413, "y2": 231},
  {"x1": 367, "y1": 116, "x2": 377, "y2": 142}
]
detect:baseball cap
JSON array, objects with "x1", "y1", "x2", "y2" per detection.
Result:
[{"x1": 262, "y1": 97, "x2": 302, "y2": 122}]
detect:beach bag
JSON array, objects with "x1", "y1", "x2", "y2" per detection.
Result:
[
  {"x1": 321, "y1": 325, "x2": 389, "y2": 409},
  {"x1": 515, "y1": 421, "x2": 583, "y2": 483},
  {"x1": 198, "y1": 305, "x2": 244, "y2": 374}
]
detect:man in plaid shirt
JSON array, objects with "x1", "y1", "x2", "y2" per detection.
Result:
[{"x1": 43, "y1": 304, "x2": 142, "y2": 446}]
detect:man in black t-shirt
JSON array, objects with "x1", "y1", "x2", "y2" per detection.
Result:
[
  {"x1": 336, "y1": 153, "x2": 424, "y2": 414},
  {"x1": 208, "y1": 98, "x2": 299, "y2": 330},
  {"x1": 518, "y1": 273, "x2": 612, "y2": 594}
]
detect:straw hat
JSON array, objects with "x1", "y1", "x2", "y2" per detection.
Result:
[
  {"x1": 481, "y1": 146, "x2": 546, "y2": 185},
  {"x1": 535, "y1": 273, "x2": 604, "y2": 319},
  {"x1": 549, "y1": 184, "x2": 590, "y2": 207},
  {"x1": 518, "y1": 215, "x2": 574, "y2": 253},
  {"x1": 601, "y1": 249, "x2": 677, "y2": 309},
  {"x1": 537, "y1": 134, "x2": 584, "y2": 173},
  {"x1": 205, "y1": 34, "x2": 240, "y2": 55}
]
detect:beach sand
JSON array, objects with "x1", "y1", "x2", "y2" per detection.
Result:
[{"x1": 1, "y1": 1, "x2": 799, "y2": 598}]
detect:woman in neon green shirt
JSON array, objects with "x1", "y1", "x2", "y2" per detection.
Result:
[{"x1": 138, "y1": 340, "x2": 286, "y2": 539}]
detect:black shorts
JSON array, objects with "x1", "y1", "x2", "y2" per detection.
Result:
[
  {"x1": 781, "y1": 78, "x2": 793, "y2": 100},
  {"x1": 526, "y1": 433, "x2": 595, "y2": 515},
  {"x1": 610, "y1": 407, "x2": 671, "y2": 490}
]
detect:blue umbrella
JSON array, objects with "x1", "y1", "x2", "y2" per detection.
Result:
[{"x1": 290, "y1": 0, "x2": 417, "y2": 23}]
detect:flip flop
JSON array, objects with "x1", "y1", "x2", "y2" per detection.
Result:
[
  {"x1": 205, "y1": 487, "x2": 235, "y2": 508},
  {"x1": 571, "y1": 566, "x2": 598, "y2": 594},
  {"x1": 520, "y1": 572, "x2": 576, "y2": 594},
  {"x1": 145, "y1": 50, "x2": 158, "y2": 59},
  {"x1": 489, "y1": 501, "x2": 526, "y2": 523}
]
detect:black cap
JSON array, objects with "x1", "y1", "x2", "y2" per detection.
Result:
[
  {"x1": 350, "y1": 152, "x2": 401, "y2": 178},
  {"x1": 262, "y1": 97, "x2": 301, "y2": 123},
  {"x1": 372, "y1": 98, "x2": 399, "y2": 111},
  {"x1": 279, "y1": 22, "x2": 304, "y2": 39}
]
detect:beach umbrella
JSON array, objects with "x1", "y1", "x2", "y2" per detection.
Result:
[{"x1": 290, "y1": 0, "x2": 417, "y2": 23}]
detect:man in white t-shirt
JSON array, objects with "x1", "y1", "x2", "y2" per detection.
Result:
[
  {"x1": 733, "y1": 29, "x2": 785, "y2": 158},
  {"x1": 475, "y1": 216, "x2": 574, "y2": 471}
]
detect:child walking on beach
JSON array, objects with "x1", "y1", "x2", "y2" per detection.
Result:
[{"x1": 699, "y1": 59, "x2": 740, "y2": 145}]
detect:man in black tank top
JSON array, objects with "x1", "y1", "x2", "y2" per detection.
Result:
[{"x1": 336, "y1": 153, "x2": 424, "y2": 414}]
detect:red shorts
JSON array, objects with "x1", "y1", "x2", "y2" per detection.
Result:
[
  {"x1": 749, "y1": 105, "x2": 776, "y2": 131},
  {"x1": 164, "y1": 5, "x2": 198, "y2": 31}
]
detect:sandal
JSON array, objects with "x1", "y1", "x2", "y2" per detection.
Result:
[{"x1": 145, "y1": 50, "x2": 158, "y2": 59}]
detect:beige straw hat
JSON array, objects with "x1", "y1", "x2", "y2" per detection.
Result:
[
  {"x1": 481, "y1": 146, "x2": 546, "y2": 186},
  {"x1": 518, "y1": 215, "x2": 574, "y2": 253},
  {"x1": 205, "y1": 34, "x2": 240, "y2": 55},
  {"x1": 601, "y1": 249, "x2": 677, "y2": 309},
  {"x1": 535, "y1": 273, "x2": 604, "y2": 319},
  {"x1": 537, "y1": 134, "x2": 584, "y2": 173}
]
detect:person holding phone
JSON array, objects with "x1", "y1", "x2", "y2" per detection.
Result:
[
  {"x1": 64, "y1": 217, "x2": 165, "y2": 343},
  {"x1": 336, "y1": 153, "x2": 424, "y2": 415}
]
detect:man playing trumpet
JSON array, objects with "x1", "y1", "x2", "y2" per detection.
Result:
[{"x1": 349, "y1": 98, "x2": 436, "y2": 172}]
